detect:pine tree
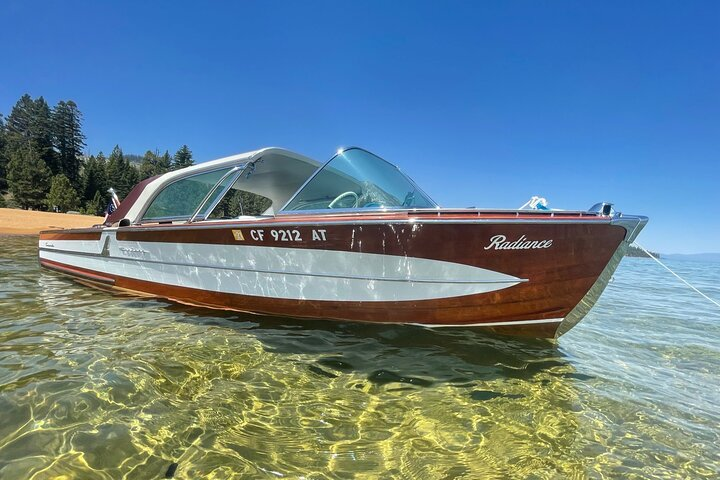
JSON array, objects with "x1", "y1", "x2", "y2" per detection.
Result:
[
  {"x1": 46, "y1": 174, "x2": 80, "y2": 212},
  {"x1": 52, "y1": 100, "x2": 86, "y2": 189},
  {"x1": 105, "y1": 146, "x2": 123, "y2": 193},
  {"x1": 106, "y1": 145, "x2": 139, "y2": 198},
  {"x1": 4, "y1": 95, "x2": 34, "y2": 144},
  {"x1": 173, "y1": 145, "x2": 193, "y2": 170},
  {"x1": 139, "y1": 149, "x2": 160, "y2": 179},
  {"x1": 158, "y1": 150, "x2": 172, "y2": 174},
  {"x1": 5, "y1": 95, "x2": 58, "y2": 174},
  {"x1": 0, "y1": 114, "x2": 8, "y2": 192},
  {"x1": 33, "y1": 97, "x2": 58, "y2": 173},
  {"x1": 83, "y1": 190, "x2": 105, "y2": 216},
  {"x1": 81, "y1": 153, "x2": 108, "y2": 203},
  {"x1": 125, "y1": 158, "x2": 139, "y2": 196},
  {"x1": 7, "y1": 144, "x2": 51, "y2": 209},
  {"x1": 139, "y1": 149, "x2": 173, "y2": 180}
]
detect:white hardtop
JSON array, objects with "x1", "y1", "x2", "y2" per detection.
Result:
[{"x1": 124, "y1": 147, "x2": 321, "y2": 223}]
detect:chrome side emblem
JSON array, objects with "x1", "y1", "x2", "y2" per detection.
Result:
[
  {"x1": 100, "y1": 236, "x2": 111, "y2": 257},
  {"x1": 484, "y1": 234, "x2": 553, "y2": 250}
]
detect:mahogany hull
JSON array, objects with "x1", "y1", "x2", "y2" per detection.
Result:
[{"x1": 38, "y1": 212, "x2": 642, "y2": 338}]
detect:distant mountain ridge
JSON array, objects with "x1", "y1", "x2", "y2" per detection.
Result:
[
  {"x1": 663, "y1": 253, "x2": 720, "y2": 263},
  {"x1": 125, "y1": 154, "x2": 143, "y2": 166}
]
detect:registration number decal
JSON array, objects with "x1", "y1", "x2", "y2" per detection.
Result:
[{"x1": 234, "y1": 228, "x2": 328, "y2": 243}]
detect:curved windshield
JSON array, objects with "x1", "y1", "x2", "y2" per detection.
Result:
[{"x1": 282, "y1": 148, "x2": 436, "y2": 211}]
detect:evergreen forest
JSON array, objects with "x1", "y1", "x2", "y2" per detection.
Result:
[{"x1": 0, "y1": 94, "x2": 195, "y2": 215}]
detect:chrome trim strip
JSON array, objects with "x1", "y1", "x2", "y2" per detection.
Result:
[
  {"x1": 137, "y1": 215, "x2": 190, "y2": 223},
  {"x1": 279, "y1": 206, "x2": 421, "y2": 216},
  {"x1": 277, "y1": 207, "x2": 600, "y2": 217},
  {"x1": 610, "y1": 214, "x2": 649, "y2": 242},
  {"x1": 279, "y1": 146, "x2": 439, "y2": 212},
  {"x1": 136, "y1": 210, "x2": 604, "y2": 225},
  {"x1": 409, "y1": 318, "x2": 563, "y2": 328},
  {"x1": 38, "y1": 247, "x2": 529, "y2": 285},
  {"x1": 118, "y1": 217, "x2": 616, "y2": 233}
]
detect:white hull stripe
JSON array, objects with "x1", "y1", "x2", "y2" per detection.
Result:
[
  {"x1": 409, "y1": 318, "x2": 564, "y2": 328},
  {"x1": 39, "y1": 240, "x2": 525, "y2": 303},
  {"x1": 38, "y1": 247, "x2": 527, "y2": 285}
]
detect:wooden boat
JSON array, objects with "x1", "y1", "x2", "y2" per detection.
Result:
[{"x1": 38, "y1": 147, "x2": 647, "y2": 338}]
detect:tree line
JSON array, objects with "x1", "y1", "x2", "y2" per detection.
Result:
[
  {"x1": 0, "y1": 94, "x2": 195, "y2": 214},
  {"x1": 625, "y1": 244, "x2": 660, "y2": 258}
]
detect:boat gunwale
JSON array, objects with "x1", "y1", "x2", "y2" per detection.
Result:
[
  {"x1": 39, "y1": 214, "x2": 618, "y2": 236},
  {"x1": 39, "y1": 213, "x2": 630, "y2": 238}
]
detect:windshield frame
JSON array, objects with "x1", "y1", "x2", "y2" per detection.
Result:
[{"x1": 278, "y1": 147, "x2": 438, "y2": 214}]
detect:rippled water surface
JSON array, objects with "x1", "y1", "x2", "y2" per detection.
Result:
[{"x1": 1, "y1": 235, "x2": 719, "y2": 479}]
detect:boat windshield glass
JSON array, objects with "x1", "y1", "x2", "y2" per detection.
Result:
[
  {"x1": 142, "y1": 168, "x2": 233, "y2": 221},
  {"x1": 282, "y1": 148, "x2": 436, "y2": 211}
]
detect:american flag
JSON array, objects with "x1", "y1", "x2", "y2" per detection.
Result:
[{"x1": 104, "y1": 188, "x2": 121, "y2": 221}]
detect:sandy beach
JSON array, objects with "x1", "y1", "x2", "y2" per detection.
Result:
[{"x1": 0, "y1": 208, "x2": 103, "y2": 235}]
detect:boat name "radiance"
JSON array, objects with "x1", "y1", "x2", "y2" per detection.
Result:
[{"x1": 484, "y1": 234, "x2": 553, "y2": 250}]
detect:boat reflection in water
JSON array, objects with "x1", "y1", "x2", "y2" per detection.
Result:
[
  {"x1": 38, "y1": 147, "x2": 647, "y2": 338},
  {"x1": 165, "y1": 303, "x2": 568, "y2": 381}
]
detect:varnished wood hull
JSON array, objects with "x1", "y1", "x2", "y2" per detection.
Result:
[{"x1": 38, "y1": 211, "x2": 644, "y2": 338}]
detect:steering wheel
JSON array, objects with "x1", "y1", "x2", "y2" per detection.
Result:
[{"x1": 328, "y1": 191, "x2": 359, "y2": 209}]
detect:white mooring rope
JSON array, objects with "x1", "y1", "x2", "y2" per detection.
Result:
[{"x1": 633, "y1": 242, "x2": 720, "y2": 310}]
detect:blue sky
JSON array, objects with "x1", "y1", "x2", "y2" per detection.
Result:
[{"x1": 1, "y1": 1, "x2": 718, "y2": 253}]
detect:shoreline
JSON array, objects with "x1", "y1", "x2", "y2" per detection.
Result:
[{"x1": 0, "y1": 208, "x2": 103, "y2": 235}]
